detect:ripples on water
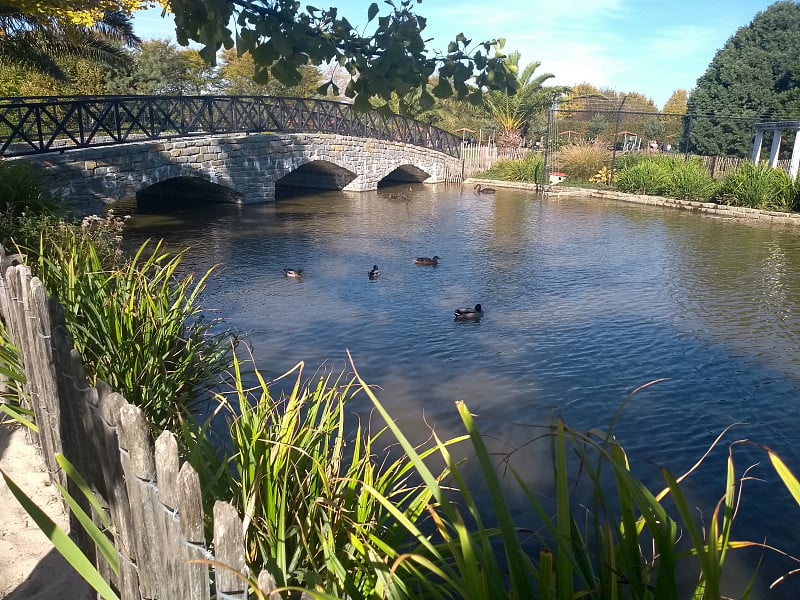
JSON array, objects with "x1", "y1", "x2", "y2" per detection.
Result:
[{"x1": 123, "y1": 185, "x2": 800, "y2": 598}]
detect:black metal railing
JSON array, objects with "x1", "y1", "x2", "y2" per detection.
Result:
[{"x1": 0, "y1": 95, "x2": 462, "y2": 158}]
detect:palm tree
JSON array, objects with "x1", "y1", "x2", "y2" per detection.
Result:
[
  {"x1": 0, "y1": 5, "x2": 139, "y2": 83},
  {"x1": 483, "y1": 51, "x2": 565, "y2": 148}
]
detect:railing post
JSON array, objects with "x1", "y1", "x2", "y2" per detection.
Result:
[{"x1": 114, "y1": 98, "x2": 122, "y2": 141}]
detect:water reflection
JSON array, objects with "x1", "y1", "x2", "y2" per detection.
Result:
[{"x1": 123, "y1": 185, "x2": 800, "y2": 598}]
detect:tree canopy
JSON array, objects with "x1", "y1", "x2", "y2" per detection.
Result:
[
  {"x1": 688, "y1": 1, "x2": 800, "y2": 157},
  {"x1": 483, "y1": 51, "x2": 562, "y2": 147},
  {"x1": 0, "y1": 3, "x2": 140, "y2": 83},
  {"x1": 168, "y1": 0, "x2": 518, "y2": 110},
  {"x1": 105, "y1": 40, "x2": 216, "y2": 95}
]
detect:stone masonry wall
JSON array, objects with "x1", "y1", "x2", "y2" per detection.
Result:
[{"x1": 7, "y1": 133, "x2": 462, "y2": 216}]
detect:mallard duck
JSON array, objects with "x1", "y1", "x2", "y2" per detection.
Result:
[
  {"x1": 387, "y1": 192, "x2": 410, "y2": 202},
  {"x1": 368, "y1": 265, "x2": 380, "y2": 279},
  {"x1": 474, "y1": 184, "x2": 496, "y2": 195},
  {"x1": 283, "y1": 268, "x2": 304, "y2": 278},
  {"x1": 454, "y1": 304, "x2": 483, "y2": 320},
  {"x1": 414, "y1": 255, "x2": 439, "y2": 266}
]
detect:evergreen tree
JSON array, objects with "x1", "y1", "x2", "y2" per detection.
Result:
[{"x1": 688, "y1": 1, "x2": 800, "y2": 157}]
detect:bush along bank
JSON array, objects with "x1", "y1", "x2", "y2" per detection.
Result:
[{"x1": 472, "y1": 152, "x2": 800, "y2": 225}]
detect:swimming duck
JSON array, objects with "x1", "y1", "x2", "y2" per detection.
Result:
[
  {"x1": 283, "y1": 268, "x2": 304, "y2": 278},
  {"x1": 414, "y1": 255, "x2": 440, "y2": 266},
  {"x1": 368, "y1": 265, "x2": 380, "y2": 279},
  {"x1": 454, "y1": 304, "x2": 484, "y2": 320},
  {"x1": 474, "y1": 184, "x2": 496, "y2": 195},
  {"x1": 387, "y1": 192, "x2": 410, "y2": 202}
]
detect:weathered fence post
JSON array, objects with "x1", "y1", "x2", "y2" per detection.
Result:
[{"x1": 0, "y1": 251, "x2": 257, "y2": 599}]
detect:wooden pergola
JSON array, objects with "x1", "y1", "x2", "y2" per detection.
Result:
[{"x1": 751, "y1": 120, "x2": 800, "y2": 179}]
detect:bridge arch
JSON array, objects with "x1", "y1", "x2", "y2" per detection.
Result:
[
  {"x1": 276, "y1": 159, "x2": 356, "y2": 191},
  {"x1": 378, "y1": 163, "x2": 434, "y2": 186}
]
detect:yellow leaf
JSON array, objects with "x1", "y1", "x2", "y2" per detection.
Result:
[{"x1": 768, "y1": 449, "x2": 800, "y2": 507}]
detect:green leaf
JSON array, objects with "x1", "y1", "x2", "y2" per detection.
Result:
[
  {"x1": 1, "y1": 470, "x2": 120, "y2": 600},
  {"x1": 367, "y1": 3, "x2": 379, "y2": 22},
  {"x1": 431, "y1": 78, "x2": 452, "y2": 99}
]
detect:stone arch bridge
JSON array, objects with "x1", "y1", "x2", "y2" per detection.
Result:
[{"x1": 0, "y1": 96, "x2": 464, "y2": 214}]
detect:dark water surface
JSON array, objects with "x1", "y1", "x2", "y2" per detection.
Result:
[{"x1": 123, "y1": 184, "x2": 800, "y2": 598}]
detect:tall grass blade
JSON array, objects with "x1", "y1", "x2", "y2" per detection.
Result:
[
  {"x1": 1, "y1": 469, "x2": 120, "y2": 600},
  {"x1": 455, "y1": 401, "x2": 536, "y2": 599},
  {"x1": 553, "y1": 419, "x2": 573, "y2": 600},
  {"x1": 767, "y1": 449, "x2": 800, "y2": 507}
]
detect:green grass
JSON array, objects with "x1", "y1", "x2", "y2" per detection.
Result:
[
  {"x1": 714, "y1": 163, "x2": 798, "y2": 211},
  {"x1": 479, "y1": 154, "x2": 544, "y2": 183}
]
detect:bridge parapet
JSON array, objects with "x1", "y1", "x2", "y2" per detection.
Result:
[{"x1": 0, "y1": 95, "x2": 462, "y2": 158}]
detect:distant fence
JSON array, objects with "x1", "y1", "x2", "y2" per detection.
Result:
[
  {"x1": 0, "y1": 246, "x2": 285, "y2": 599},
  {"x1": 460, "y1": 143, "x2": 533, "y2": 179}
]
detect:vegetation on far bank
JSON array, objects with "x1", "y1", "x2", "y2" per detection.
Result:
[{"x1": 475, "y1": 146, "x2": 800, "y2": 214}]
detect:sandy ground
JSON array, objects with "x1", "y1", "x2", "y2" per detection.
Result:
[{"x1": 0, "y1": 423, "x2": 91, "y2": 600}]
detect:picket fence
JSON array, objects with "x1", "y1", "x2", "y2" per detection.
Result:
[
  {"x1": 460, "y1": 143, "x2": 532, "y2": 179},
  {"x1": 0, "y1": 245, "x2": 284, "y2": 599}
]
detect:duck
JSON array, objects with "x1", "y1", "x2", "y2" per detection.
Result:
[
  {"x1": 387, "y1": 191, "x2": 410, "y2": 202},
  {"x1": 414, "y1": 255, "x2": 440, "y2": 266},
  {"x1": 454, "y1": 304, "x2": 484, "y2": 321},
  {"x1": 474, "y1": 183, "x2": 496, "y2": 195},
  {"x1": 368, "y1": 265, "x2": 380, "y2": 280},
  {"x1": 283, "y1": 268, "x2": 304, "y2": 278}
]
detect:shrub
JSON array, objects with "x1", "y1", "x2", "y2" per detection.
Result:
[
  {"x1": 615, "y1": 159, "x2": 669, "y2": 196},
  {"x1": 554, "y1": 142, "x2": 612, "y2": 181},
  {"x1": 714, "y1": 163, "x2": 797, "y2": 211},
  {"x1": 0, "y1": 162, "x2": 62, "y2": 249},
  {"x1": 666, "y1": 158, "x2": 717, "y2": 201}
]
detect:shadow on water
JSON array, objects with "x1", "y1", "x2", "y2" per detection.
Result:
[{"x1": 118, "y1": 185, "x2": 800, "y2": 598}]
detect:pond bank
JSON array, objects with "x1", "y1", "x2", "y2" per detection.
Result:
[{"x1": 465, "y1": 178, "x2": 800, "y2": 227}]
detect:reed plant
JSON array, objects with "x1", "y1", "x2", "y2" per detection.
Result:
[
  {"x1": 352, "y1": 370, "x2": 765, "y2": 599},
  {"x1": 36, "y1": 236, "x2": 234, "y2": 433},
  {"x1": 714, "y1": 163, "x2": 798, "y2": 211},
  {"x1": 222, "y1": 356, "x2": 458, "y2": 597},
  {"x1": 0, "y1": 320, "x2": 32, "y2": 429},
  {"x1": 554, "y1": 142, "x2": 612, "y2": 182}
]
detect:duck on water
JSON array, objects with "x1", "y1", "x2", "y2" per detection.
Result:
[
  {"x1": 283, "y1": 268, "x2": 304, "y2": 278},
  {"x1": 414, "y1": 256, "x2": 440, "y2": 266},
  {"x1": 454, "y1": 304, "x2": 483, "y2": 321},
  {"x1": 368, "y1": 265, "x2": 380, "y2": 280}
]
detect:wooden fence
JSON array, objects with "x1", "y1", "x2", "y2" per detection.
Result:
[
  {"x1": 0, "y1": 245, "x2": 281, "y2": 599},
  {"x1": 460, "y1": 143, "x2": 533, "y2": 179}
]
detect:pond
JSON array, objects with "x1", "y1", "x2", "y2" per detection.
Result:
[{"x1": 123, "y1": 183, "x2": 800, "y2": 598}]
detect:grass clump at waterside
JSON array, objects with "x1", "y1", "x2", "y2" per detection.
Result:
[
  {"x1": 222, "y1": 356, "x2": 457, "y2": 597},
  {"x1": 713, "y1": 162, "x2": 800, "y2": 211},
  {"x1": 615, "y1": 156, "x2": 717, "y2": 201},
  {"x1": 214, "y1": 350, "x2": 800, "y2": 599},
  {"x1": 554, "y1": 141, "x2": 612, "y2": 182},
  {"x1": 478, "y1": 153, "x2": 544, "y2": 183}
]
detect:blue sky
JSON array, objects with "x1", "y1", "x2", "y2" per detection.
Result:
[{"x1": 132, "y1": 0, "x2": 778, "y2": 109}]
